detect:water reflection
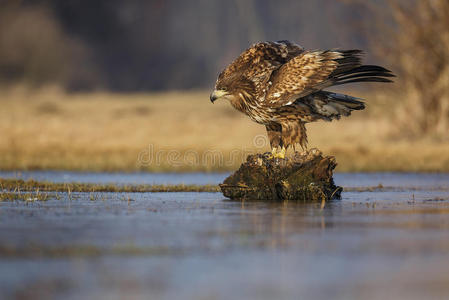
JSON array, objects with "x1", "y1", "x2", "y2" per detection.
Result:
[{"x1": 0, "y1": 179, "x2": 449, "y2": 299}]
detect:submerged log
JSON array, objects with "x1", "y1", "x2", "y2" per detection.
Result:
[{"x1": 220, "y1": 149, "x2": 342, "y2": 201}]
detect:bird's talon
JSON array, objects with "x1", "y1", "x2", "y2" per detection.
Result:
[{"x1": 269, "y1": 147, "x2": 286, "y2": 159}]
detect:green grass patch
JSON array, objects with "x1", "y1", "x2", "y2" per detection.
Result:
[
  {"x1": 0, "y1": 177, "x2": 220, "y2": 195},
  {"x1": 0, "y1": 244, "x2": 181, "y2": 258}
]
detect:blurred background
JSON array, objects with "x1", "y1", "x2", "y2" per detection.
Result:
[
  {"x1": 0, "y1": 0, "x2": 448, "y2": 172},
  {"x1": 0, "y1": 0, "x2": 376, "y2": 91}
]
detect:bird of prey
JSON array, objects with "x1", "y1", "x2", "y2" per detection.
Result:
[{"x1": 210, "y1": 40, "x2": 394, "y2": 158}]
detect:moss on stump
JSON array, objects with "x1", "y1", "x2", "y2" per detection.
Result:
[{"x1": 220, "y1": 149, "x2": 342, "y2": 201}]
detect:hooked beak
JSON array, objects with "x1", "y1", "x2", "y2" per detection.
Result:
[{"x1": 210, "y1": 90, "x2": 228, "y2": 103}]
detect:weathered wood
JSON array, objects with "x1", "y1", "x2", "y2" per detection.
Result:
[{"x1": 220, "y1": 149, "x2": 341, "y2": 201}]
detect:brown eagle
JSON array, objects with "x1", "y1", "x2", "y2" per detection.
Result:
[{"x1": 210, "y1": 40, "x2": 394, "y2": 158}]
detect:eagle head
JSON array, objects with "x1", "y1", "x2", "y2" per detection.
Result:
[
  {"x1": 210, "y1": 72, "x2": 255, "y2": 104},
  {"x1": 209, "y1": 89, "x2": 229, "y2": 103}
]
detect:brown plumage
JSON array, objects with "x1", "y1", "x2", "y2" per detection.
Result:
[{"x1": 210, "y1": 41, "x2": 394, "y2": 158}]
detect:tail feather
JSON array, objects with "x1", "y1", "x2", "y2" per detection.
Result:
[
  {"x1": 325, "y1": 92, "x2": 365, "y2": 110},
  {"x1": 307, "y1": 91, "x2": 365, "y2": 120}
]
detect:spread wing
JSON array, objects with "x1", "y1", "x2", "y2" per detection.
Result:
[
  {"x1": 265, "y1": 50, "x2": 359, "y2": 107},
  {"x1": 265, "y1": 50, "x2": 394, "y2": 107},
  {"x1": 217, "y1": 41, "x2": 304, "y2": 96}
]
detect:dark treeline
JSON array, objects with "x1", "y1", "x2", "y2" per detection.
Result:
[{"x1": 0, "y1": 0, "x2": 375, "y2": 91}]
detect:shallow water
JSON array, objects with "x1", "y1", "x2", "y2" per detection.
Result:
[
  {"x1": 2, "y1": 170, "x2": 449, "y2": 188},
  {"x1": 0, "y1": 170, "x2": 229, "y2": 185},
  {"x1": 1, "y1": 173, "x2": 449, "y2": 300}
]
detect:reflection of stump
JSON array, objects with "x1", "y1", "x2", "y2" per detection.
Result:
[{"x1": 220, "y1": 149, "x2": 342, "y2": 201}]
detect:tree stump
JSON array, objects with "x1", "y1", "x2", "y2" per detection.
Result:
[{"x1": 220, "y1": 149, "x2": 342, "y2": 201}]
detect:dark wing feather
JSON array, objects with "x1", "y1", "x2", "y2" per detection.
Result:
[{"x1": 265, "y1": 50, "x2": 394, "y2": 107}]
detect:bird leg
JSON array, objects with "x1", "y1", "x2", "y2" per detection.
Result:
[
  {"x1": 270, "y1": 146, "x2": 286, "y2": 159},
  {"x1": 278, "y1": 146, "x2": 286, "y2": 159}
]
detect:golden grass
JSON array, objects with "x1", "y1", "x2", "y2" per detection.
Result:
[{"x1": 0, "y1": 86, "x2": 448, "y2": 172}]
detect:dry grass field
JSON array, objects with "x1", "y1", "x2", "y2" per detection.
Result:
[{"x1": 1, "y1": 86, "x2": 448, "y2": 172}]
